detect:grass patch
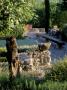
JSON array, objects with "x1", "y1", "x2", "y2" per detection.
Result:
[
  {"x1": 0, "y1": 47, "x2": 7, "y2": 52},
  {"x1": 0, "y1": 52, "x2": 67, "y2": 89},
  {"x1": 0, "y1": 57, "x2": 7, "y2": 62},
  {"x1": 0, "y1": 74, "x2": 67, "y2": 90}
]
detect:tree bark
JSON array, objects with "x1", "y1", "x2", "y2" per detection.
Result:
[
  {"x1": 45, "y1": 0, "x2": 50, "y2": 33},
  {"x1": 6, "y1": 36, "x2": 21, "y2": 80}
]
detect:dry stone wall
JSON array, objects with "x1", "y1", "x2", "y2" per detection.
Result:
[
  {"x1": 19, "y1": 42, "x2": 51, "y2": 71},
  {"x1": 22, "y1": 50, "x2": 51, "y2": 71}
]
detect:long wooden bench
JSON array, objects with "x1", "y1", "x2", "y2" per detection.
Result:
[{"x1": 41, "y1": 34, "x2": 65, "y2": 48}]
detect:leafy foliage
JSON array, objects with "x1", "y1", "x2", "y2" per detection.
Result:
[{"x1": 0, "y1": 0, "x2": 38, "y2": 38}]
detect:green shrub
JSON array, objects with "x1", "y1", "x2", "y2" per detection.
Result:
[{"x1": 45, "y1": 57, "x2": 67, "y2": 81}]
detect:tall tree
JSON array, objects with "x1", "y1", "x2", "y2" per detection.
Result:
[
  {"x1": 6, "y1": 36, "x2": 22, "y2": 80},
  {"x1": 45, "y1": 0, "x2": 50, "y2": 33}
]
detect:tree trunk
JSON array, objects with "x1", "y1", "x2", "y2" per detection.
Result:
[
  {"x1": 45, "y1": 0, "x2": 50, "y2": 33},
  {"x1": 6, "y1": 36, "x2": 21, "y2": 80}
]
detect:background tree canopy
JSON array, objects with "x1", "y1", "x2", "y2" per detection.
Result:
[{"x1": 0, "y1": 0, "x2": 67, "y2": 38}]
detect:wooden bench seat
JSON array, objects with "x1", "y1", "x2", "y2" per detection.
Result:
[{"x1": 41, "y1": 34, "x2": 65, "y2": 48}]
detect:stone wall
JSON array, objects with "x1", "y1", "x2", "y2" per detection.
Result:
[
  {"x1": 19, "y1": 42, "x2": 51, "y2": 71},
  {"x1": 32, "y1": 50, "x2": 51, "y2": 66},
  {"x1": 21, "y1": 50, "x2": 51, "y2": 71}
]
